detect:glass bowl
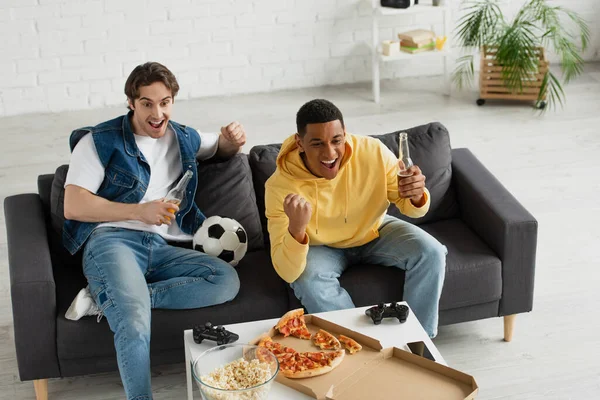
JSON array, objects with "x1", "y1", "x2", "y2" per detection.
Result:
[{"x1": 192, "y1": 343, "x2": 279, "y2": 400}]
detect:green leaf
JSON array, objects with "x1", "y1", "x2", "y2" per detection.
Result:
[
  {"x1": 454, "y1": 0, "x2": 589, "y2": 112},
  {"x1": 452, "y1": 55, "x2": 475, "y2": 90}
]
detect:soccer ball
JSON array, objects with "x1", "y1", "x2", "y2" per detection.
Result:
[{"x1": 193, "y1": 216, "x2": 248, "y2": 266}]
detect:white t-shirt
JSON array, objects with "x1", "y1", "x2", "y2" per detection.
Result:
[{"x1": 65, "y1": 126, "x2": 219, "y2": 241}]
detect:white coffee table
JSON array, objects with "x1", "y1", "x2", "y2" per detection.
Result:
[{"x1": 184, "y1": 302, "x2": 445, "y2": 399}]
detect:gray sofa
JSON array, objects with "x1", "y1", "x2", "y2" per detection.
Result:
[{"x1": 4, "y1": 122, "x2": 537, "y2": 394}]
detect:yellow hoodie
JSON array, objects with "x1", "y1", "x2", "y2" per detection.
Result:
[{"x1": 265, "y1": 133, "x2": 430, "y2": 283}]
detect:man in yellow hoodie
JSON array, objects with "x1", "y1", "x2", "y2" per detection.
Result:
[{"x1": 265, "y1": 99, "x2": 447, "y2": 338}]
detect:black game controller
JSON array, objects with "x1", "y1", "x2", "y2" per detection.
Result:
[
  {"x1": 365, "y1": 302, "x2": 409, "y2": 325},
  {"x1": 193, "y1": 322, "x2": 239, "y2": 345}
]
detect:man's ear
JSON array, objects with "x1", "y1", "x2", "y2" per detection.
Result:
[
  {"x1": 295, "y1": 133, "x2": 305, "y2": 153},
  {"x1": 127, "y1": 98, "x2": 135, "y2": 111}
]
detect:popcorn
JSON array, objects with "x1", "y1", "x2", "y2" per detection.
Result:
[{"x1": 200, "y1": 358, "x2": 273, "y2": 400}]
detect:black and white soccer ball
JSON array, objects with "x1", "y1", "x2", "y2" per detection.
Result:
[{"x1": 193, "y1": 216, "x2": 248, "y2": 266}]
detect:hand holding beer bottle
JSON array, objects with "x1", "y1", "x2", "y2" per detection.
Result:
[
  {"x1": 163, "y1": 170, "x2": 193, "y2": 221},
  {"x1": 396, "y1": 132, "x2": 427, "y2": 205}
]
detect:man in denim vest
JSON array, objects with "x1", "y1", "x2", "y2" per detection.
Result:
[{"x1": 63, "y1": 62, "x2": 244, "y2": 400}]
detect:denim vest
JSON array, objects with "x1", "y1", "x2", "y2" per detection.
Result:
[{"x1": 63, "y1": 111, "x2": 207, "y2": 255}]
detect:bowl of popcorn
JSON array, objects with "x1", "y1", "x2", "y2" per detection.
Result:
[{"x1": 192, "y1": 343, "x2": 279, "y2": 400}]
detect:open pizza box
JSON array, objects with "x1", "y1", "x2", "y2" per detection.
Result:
[{"x1": 250, "y1": 314, "x2": 478, "y2": 400}]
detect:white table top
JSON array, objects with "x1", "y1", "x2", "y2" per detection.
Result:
[{"x1": 184, "y1": 303, "x2": 445, "y2": 399}]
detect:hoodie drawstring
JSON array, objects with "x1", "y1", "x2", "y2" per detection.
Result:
[
  {"x1": 345, "y1": 168, "x2": 348, "y2": 224},
  {"x1": 314, "y1": 181, "x2": 319, "y2": 235}
]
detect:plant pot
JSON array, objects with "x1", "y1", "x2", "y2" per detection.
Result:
[{"x1": 478, "y1": 46, "x2": 549, "y2": 106}]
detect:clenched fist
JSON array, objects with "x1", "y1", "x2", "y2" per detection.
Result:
[
  {"x1": 220, "y1": 121, "x2": 246, "y2": 149},
  {"x1": 284, "y1": 193, "x2": 312, "y2": 243}
]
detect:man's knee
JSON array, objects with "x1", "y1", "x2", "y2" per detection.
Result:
[
  {"x1": 215, "y1": 262, "x2": 241, "y2": 303},
  {"x1": 423, "y1": 241, "x2": 447, "y2": 276}
]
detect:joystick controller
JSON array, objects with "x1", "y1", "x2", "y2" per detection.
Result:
[
  {"x1": 365, "y1": 302, "x2": 409, "y2": 325},
  {"x1": 193, "y1": 322, "x2": 239, "y2": 345}
]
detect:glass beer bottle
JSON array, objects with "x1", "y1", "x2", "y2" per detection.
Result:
[
  {"x1": 163, "y1": 170, "x2": 193, "y2": 221},
  {"x1": 397, "y1": 132, "x2": 414, "y2": 177}
]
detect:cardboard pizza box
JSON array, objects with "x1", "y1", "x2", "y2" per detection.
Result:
[
  {"x1": 250, "y1": 315, "x2": 478, "y2": 400},
  {"x1": 250, "y1": 315, "x2": 384, "y2": 399},
  {"x1": 326, "y1": 347, "x2": 478, "y2": 400}
]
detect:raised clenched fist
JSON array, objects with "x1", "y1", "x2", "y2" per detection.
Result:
[{"x1": 283, "y1": 193, "x2": 312, "y2": 242}]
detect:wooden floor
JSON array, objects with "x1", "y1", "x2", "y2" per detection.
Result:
[{"x1": 1, "y1": 64, "x2": 600, "y2": 399}]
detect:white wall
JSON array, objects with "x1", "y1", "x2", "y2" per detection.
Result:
[{"x1": 1, "y1": 0, "x2": 598, "y2": 117}]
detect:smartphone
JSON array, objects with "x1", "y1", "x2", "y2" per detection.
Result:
[{"x1": 406, "y1": 341, "x2": 436, "y2": 362}]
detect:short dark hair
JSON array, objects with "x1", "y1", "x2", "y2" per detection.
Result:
[
  {"x1": 124, "y1": 62, "x2": 180, "y2": 110},
  {"x1": 296, "y1": 99, "x2": 345, "y2": 137}
]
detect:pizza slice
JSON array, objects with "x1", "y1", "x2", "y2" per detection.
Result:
[
  {"x1": 258, "y1": 335, "x2": 297, "y2": 356},
  {"x1": 302, "y1": 350, "x2": 345, "y2": 366},
  {"x1": 338, "y1": 334, "x2": 362, "y2": 354},
  {"x1": 280, "y1": 350, "x2": 345, "y2": 379},
  {"x1": 312, "y1": 329, "x2": 341, "y2": 350},
  {"x1": 275, "y1": 308, "x2": 312, "y2": 340}
]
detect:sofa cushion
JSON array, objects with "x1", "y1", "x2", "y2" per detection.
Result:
[
  {"x1": 38, "y1": 173, "x2": 55, "y2": 219},
  {"x1": 372, "y1": 122, "x2": 459, "y2": 224},
  {"x1": 50, "y1": 165, "x2": 69, "y2": 237},
  {"x1": 195, "y1": 154, "x2": 264, "y2": 251},
  {"x1": 420, "y1": 218, "x2": 502, "y2": 311},
  {"x1": 248, "y1": 144, "x2": 282, "y2": 246},
  {"x1": 56, "y1": 250, "x2": 288, "y2": 360},
  {"x1": 49, "y1": 153, "x2": 264, "y2": 252}
]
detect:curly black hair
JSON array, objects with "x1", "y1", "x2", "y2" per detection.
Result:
[{"x1": 296, "y1": 99, "x2": 345, "y2": 137}]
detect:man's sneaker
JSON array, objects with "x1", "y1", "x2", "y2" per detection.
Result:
[{"x1": 65, "y1": 287, "x2": 101, "y2": 321}]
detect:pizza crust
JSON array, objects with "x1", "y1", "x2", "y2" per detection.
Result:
[
  {"x1": 257, "y1": 334, "x2": 272, "y2": 347},
  {"x1": 282, "y1": 365, "x2": 333, "y2": 379},
  {"x1": 275, "y1": 308, "x2": 305, "y2": 329},
  {"x1": 339, "y1": 335, "x2": 362, "y2": 354}
]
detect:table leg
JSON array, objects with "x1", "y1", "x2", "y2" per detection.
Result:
[{"x1": 185, "y1": 343, "x2": 193, "y2": 400}]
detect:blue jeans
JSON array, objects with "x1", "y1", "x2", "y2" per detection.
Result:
[
  {"x1": 290, "y1": 215, "x2": 446, "y2": 338},
  {"x1": 82, "y1": 227, "x2": 240, "y2": 400}
]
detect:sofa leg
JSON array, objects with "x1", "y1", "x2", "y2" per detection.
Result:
[
  {"x1": 34, "y1": 379, "x2": 48, "y2": 400},
  {"x1": 503, "y1": 314, "x2": 516, "y2": 342}
]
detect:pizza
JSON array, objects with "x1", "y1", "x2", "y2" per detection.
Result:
[
  {"x1": 338, "y1": 334, "x2": 362, "y2": 354},
  {"x1": 275, "y1": 308, "x2": 312, "y2": 340},
  {"x1": 257, "y1": 335, "x2": 345, "y2": 379},
  {"x1": 312, "y1": 329, "x2": 341, "y2": 350},
  {"x1": 278, "y1": 350, "x2": 345, "y2": 379}
]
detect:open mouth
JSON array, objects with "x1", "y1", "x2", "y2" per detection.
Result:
[
  {"x1": 320, "y1": 159, "x2": 337, "y2": 170},
  {"x1": 148, "y1": 120, "x2": 165, "y2": 130}
]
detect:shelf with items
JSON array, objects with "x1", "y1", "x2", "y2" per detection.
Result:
[
  {"x1": 370, "y1": 0, "x2": 452, "y2": 103},
  {"x1": 379, "y1": 48, "x2": 451, "y2": 62}
]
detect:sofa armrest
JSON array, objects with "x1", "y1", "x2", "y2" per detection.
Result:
[
  {"x1": 4, "y1": 194, "x2": 60, "y2": 380},
  {"x1": 451, "y1": 149, "x2": 538, "y2": 316}
]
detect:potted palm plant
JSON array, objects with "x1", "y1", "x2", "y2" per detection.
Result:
[{"x1": 452, "y1": 0, "x2": 590, "y2": 111}]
